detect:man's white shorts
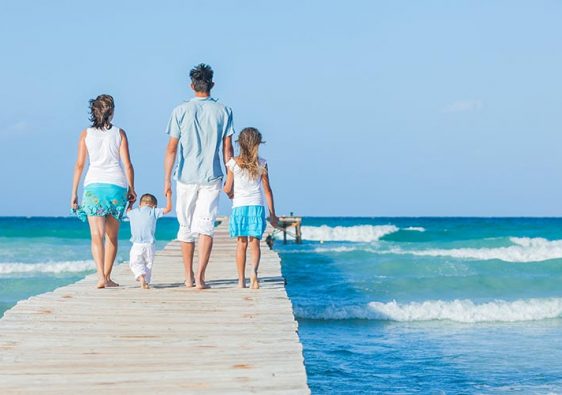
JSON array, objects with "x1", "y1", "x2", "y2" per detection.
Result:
[{"x1": 176, "y1": 180, "x2": 221, "y2": 242}]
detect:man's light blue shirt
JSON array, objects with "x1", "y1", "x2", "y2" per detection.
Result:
[
  {"x1": 166, "y1": 97, "x2": 235, "y2": 185},
  {"x1": 128, "y1": 206, "x2": 164, "y2": 244}
]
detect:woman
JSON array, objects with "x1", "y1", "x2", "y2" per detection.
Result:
[{"x1": 71, "y1": 94, "x2": 136, "y2": 288}]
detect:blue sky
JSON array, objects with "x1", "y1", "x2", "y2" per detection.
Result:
[{"x1": 1, "y1": 0, "x2": 562, "y2": 216}]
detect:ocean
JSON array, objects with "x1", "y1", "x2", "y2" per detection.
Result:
[{"x1": 2, "y1": 217, "x2": 562, "y2": 394}]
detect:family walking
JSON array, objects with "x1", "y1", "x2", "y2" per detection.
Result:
[{"x1": 71, "y1": 64, "x2": 278, "y2": 290}]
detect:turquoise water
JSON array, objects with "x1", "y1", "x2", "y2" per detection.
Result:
[
  {"x1": 277, "y1": 218, "x2": 562, "y2": 394},
  {"x1": 3, "y1": 217, "x2": 562, "y2": 393}
]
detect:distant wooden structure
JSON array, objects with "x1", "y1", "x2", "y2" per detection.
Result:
[{"x1": 266, "y1": 215, "x2": 302, "y2": 247}]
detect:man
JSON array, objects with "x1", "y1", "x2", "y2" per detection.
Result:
[{"x1": 164, "y1": 63, "x2": 234, "y2": 289}]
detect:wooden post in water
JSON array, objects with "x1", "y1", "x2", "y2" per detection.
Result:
[{"x1": 276, "y1": 216, "x2": 303, "y2": 245}]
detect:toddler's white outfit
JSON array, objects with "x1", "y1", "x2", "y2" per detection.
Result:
[{"x1": 128, "y1": 206, "x2": 164, "y2": 283}]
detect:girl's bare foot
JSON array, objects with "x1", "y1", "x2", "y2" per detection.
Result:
[
  {"x1": 105, "y1": 278, "x2": 119, "y2": 287},
  {"x1": 250, "y1": 274, "x2": 260, "y2": 289},
  {"x1": 238, "y1": 279, "x2": 247, "y2": 288},
  {"x1": 96, "y1": 279, "x2": 106, "y2": 289}
]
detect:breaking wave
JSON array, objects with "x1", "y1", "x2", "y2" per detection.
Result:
[
  {"x1": 296, "y1": 297, "x2": 562, "y2": 323},
  {"x1": 301, "y1": 225, "x2": 399, "y2": 242},
  {"x1": 0, "y1": 260, "x2": 95, "y2": 275},
  {"x1": 389, "y1": 237, "x2": 562, "y2": 263}
]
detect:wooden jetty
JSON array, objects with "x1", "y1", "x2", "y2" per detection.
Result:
[
  {"x1": 0, "y1": 222, "x2": 309, "y2": 394},
  {"x1": 269, "y1": 216, "x2": 302, "y2": 245}
]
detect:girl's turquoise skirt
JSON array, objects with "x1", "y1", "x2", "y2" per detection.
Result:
[
  {"x1": 72, "y1": 183, "x2": 128, "y2": 222},
  {"x1": 229, "y1": 205, "x2": 267, "y2": 239}
]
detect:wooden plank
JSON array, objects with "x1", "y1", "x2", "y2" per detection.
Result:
[{"x1": 0, "y1": 222, "x2": 309, "y2": 394}]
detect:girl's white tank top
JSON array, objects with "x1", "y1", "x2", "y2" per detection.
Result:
[{"x1": 83, "y1": 125, "x2": 128, "y2": 188}]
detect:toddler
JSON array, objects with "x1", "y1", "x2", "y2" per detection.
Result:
[{"x1": 127, "y1": 192, "x2": 172, "y2": 288}]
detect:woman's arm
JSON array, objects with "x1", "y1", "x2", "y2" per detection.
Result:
[
  {"x1": 223, "y1": 168, "x2": 234, "y2": 199},
  {"x1": 262, "y1": 166, "x2": 278, "y2": 227},
  {"x1": 71, "y1": 130, "x2": 88, "y2": 210},
  {"x1": 119, "y1": 129, "x2": 136, "y2": 203}
]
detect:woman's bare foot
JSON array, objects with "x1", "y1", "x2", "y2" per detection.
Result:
[
  {"x1": 142, "y1": 282, "x2": 150, "y2": 289},
  {"x1": 238, "y1": 279, "x2": 247, "y2": 288},
  {"x1": 250, "y1": 274, "x2": 260, "y2": 289},
  {"x1": 105, "y1": 278, "x2": 119, "y2": 287},
  {"x1": 96, "y1": 279, "x2": 106, "y2": 289}
]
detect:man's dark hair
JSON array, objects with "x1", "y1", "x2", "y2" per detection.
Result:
[{"x1": 189, "y1": 63, "x2": 214, "y2": 93}]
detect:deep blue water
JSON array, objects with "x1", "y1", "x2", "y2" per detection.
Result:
[{"x1": 3, "y1": 217, "x2": 562, "y2": 393}]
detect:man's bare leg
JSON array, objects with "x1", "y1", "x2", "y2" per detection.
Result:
[
  {"x1": 196, "y1": 234, "x2": 213, "y2": 289},
  {"x1": 181, "y1": 241, "x2": 195, "y2": 287}
]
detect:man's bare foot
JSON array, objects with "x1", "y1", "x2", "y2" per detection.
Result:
[
  {"x1": 238, "y1": 279, "x2": 247, "y2": 288},
  {"x1": 195, "y1": 280, "x2": 210, "y2": 290},
  {"x1": 142, "y1": 282, "x2": 150, "y2": 289},
  {"x1": 184, "y1": 271, "x2": 195, "y2": 288},
  {"x1": 250, "y1": 274, "x2": 260, "y2": 289},
  {"x1": 105, "y1": 278, "x2": 119, "y2": 287},
  {"x1": 96, "y1": 279, "x2": 106, "y2": 289}
]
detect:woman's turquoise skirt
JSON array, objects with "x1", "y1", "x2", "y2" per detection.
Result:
[
  {"x1": 229, "y1": 205, "x2": 267, "y2": 239},
  {"x1": 72, "y1": 183, "x2": 128, "y2": 222}
]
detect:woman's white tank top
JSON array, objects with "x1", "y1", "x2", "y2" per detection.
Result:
[{"x1": 83, "y1": 125, "x2": 128, "y2": 188}]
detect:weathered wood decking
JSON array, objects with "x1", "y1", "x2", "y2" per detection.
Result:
[{"x1": 0, "y1": 222, "x2": 309, "y2": 394}]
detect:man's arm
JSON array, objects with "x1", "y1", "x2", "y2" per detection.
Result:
[
  {"x1": 164, "y1": 137, "x2": 179, "y2": 196},
  {"x1": 162, "y1": 190, "x2": 173, "y2": 215},
  {"x1": 223, "y1": 167, "x2": 234, "y2": 199},
  {"x1": 222, "y1": 134, "x2": 233, "y2": 165}
]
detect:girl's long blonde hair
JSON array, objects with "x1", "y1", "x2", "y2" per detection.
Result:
[{"x1": 237, "y1": 127, "x2": 265, "y2": 180}]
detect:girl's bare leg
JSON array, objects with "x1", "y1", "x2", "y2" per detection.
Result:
[
  {"x1": 249, "y1": 237, "x2": 261, "y2": 289},
  {"x1": 236, "y1": 237, "x2": 248, "y2": 288},
  {"x1": 104, "y1": 215, "x2": 121, "y2": 287},
  {"x1": 87, "y1": 216, "x2": 106, "y2": 288}
]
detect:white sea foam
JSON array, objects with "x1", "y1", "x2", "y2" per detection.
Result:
[
  {"x1": 389, "y1": 237, "x2": 562, "y2": 263},
  {"x1": 300, "y1": 225, "x2": 399, "y2": 242},
  {"x1": 296, "y1": 298, "x2": 562, "y2": 323},
  {"x1": 0, "y1": 260, "x2": 95, "y2": 275},
  {"x1": 404, "y1": 226, "x2": 426, "y2": 232},
  {"x1": 312, "y1": 246, "x2": 360, "y2": 253}
]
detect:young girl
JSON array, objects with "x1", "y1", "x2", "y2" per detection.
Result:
[{"x1": 223, "y1": 127, "x2": 278, "y2": 289}]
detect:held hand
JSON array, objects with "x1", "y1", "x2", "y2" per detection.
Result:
[
  {"x1": 269, "y1": 215, "x2": 279, "y2": 228},
  {"x1": 164, "y1": 181, "x2": 172, "y2": 197},
  {"x1": 128, "y1": 188, "x2": 137, "y2": 203},
  {"x1": 70, "y1": 194, "x2": 78, "y2": 211}
]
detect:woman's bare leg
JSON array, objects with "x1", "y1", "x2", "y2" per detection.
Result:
[
  {"x1": 104, "y1": 215, "x2": 121, "y2": 287},
  {"x1": 236, "y1": 237, "x2": 248, "y2": 288},
  {"x1": 87, "y1": 216, "x2": 106, "y2": 288},
  {"x1": 249, "y1": 237, "x2": 261, "y2": 289}
]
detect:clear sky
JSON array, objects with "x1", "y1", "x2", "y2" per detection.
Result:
[{"x1": 1, "y1": 0, "x2": 562, "y2": 217}]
